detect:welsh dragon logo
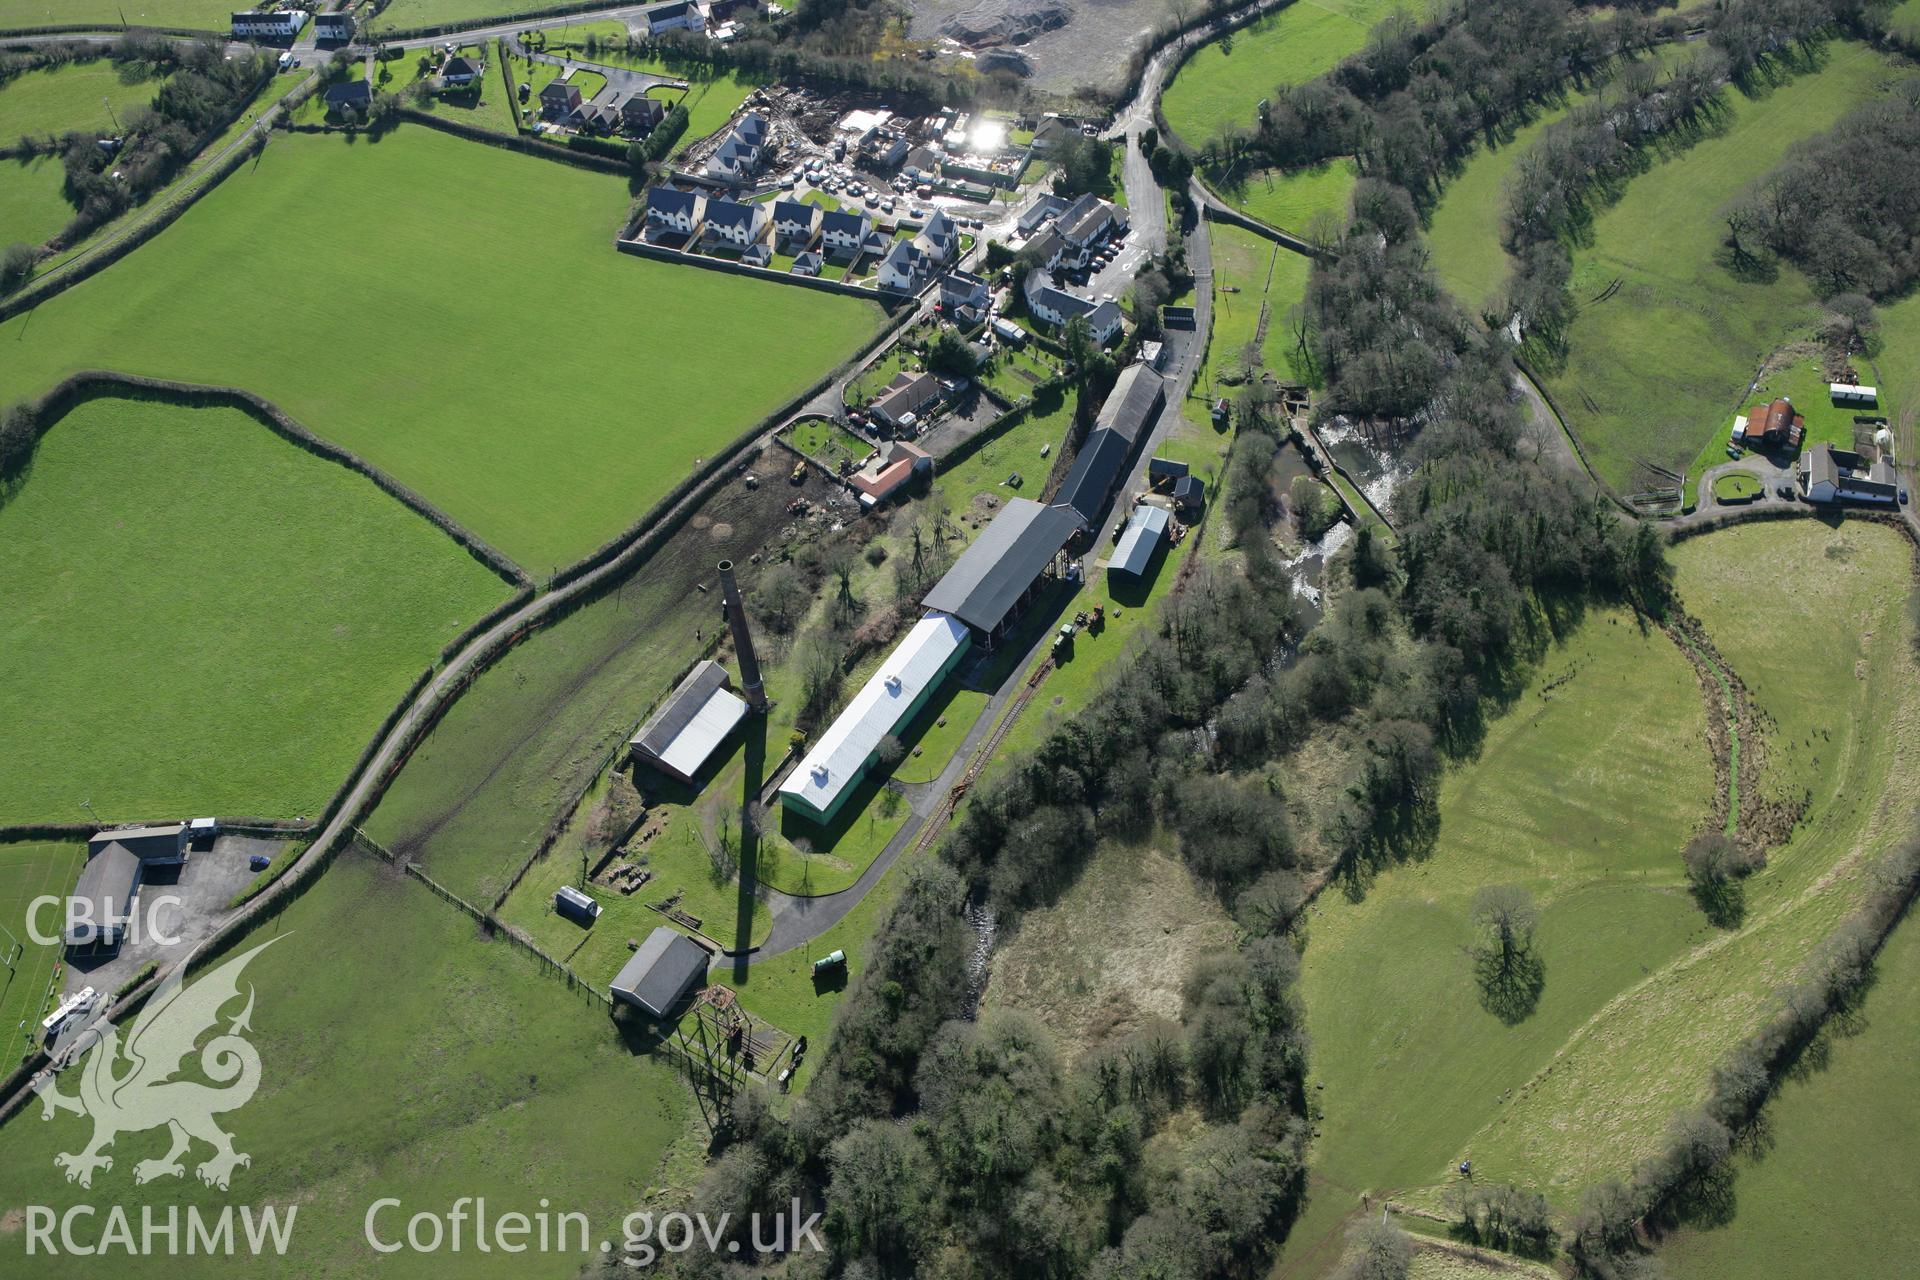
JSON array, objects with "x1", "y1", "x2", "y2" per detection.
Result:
[{"x1": 32, "y1": 938, "x2": 277, "y2": 1191}]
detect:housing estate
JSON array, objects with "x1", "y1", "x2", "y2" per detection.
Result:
[
  {"x1": 820, "y1": 209, "x2": 873, "y2": 259},
  {"x1": 704, "y1": 112, "x2": 769, "y2": 182},
  {"x1": 1023, "y1": 271, "x2": 1124, "y2": 344},
  {"x1": 623, "y1": 93, "x2": 667, "y2": 133},
  {"x1": 643, "y1": 0, "x2": 705, "y2": 35},
  {"x1": 231, "y1": 9, "x2": 306, "y2": 38},
  {"x1": 773, "y1": 199, "x2": 821, "y2": 249},
  {"x1": 313, "y1": 10, "x2": 354, "y2": 41},
  {"x1": 646, "y1": 187, "x2": 705, "y2": 237}
]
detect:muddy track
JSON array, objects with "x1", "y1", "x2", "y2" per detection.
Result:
[{"x1": 1663, "y1": 608, "x2": 1807, "y2": 853}]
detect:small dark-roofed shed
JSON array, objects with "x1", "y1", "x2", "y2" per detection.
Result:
[{"x1": 612, "y1": 927, "x2": 710, "y2": 1018}]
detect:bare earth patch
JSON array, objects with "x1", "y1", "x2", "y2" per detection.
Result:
[{"x1": 981, "y1": 838, "x2": 1235, "y2": 1062}]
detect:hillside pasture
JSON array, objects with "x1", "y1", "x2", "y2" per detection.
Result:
[
  {"x1": 1217, "y1": 157, "x2": 1357, "y2": 237},
  {"x1": 0, "y1": 128, "x2": 885, "y2": 572},
  {"x1": 0, "y1": 58, "x2": 168, "y2": 138},
  {"x1": 1161, "y1": 0, "x2": 1395, "y2": 147},
  {"x1": 0, "y1": 842, "x2": 85, "y2": 1066},
  {"x1": 0, "y1": 396, "x2": 509, "y2": 827},
  {"x1": 0, "y1": 0, "x2": 231, "y2": 28},
  {"x1": 0, "y1": 852, "x2": 692, "y2": 1278},
  {"x1": 1281, "y1": 606, "x2": 1715, "y2": 1277},
  {"x1": 1658, "y1": 910, "x2": 1920, "y2": 1280},
  {"x1": 1540, "y1": 41, "x2": 1896, "y2": 494},
  {"x1": 375, "y1": 0, "x2": 563, "y2": 28},
  {"x1": 0, "y1": 151, "x2": 70, "y2": 247}
]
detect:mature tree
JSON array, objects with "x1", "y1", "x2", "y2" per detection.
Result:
[
  {"x1": 1471, "y1": 884, "x2": 1537, "y2": 972},
  {"x1": 824, "y1": 1119, "x2": 940, "y2": 1274},
  {"x1": 1333, "y1": 1215, "x2": 1411, "y2": 1280},
  {"x1": 0, "y1": 242, "x2": 34, "y2": 294}
]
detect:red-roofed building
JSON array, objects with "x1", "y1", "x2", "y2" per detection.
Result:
[
  {"x1": 848, "y1": 440, "x2": 932, "y2": 508},
  {"x1": 1733, "y1": 397, "x2": 1804, "y2": 452}
]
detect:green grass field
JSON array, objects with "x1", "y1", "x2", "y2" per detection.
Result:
[
  {"x1": 0, "y1": 842, "x2": 85, "y2": 1065},
  {"x1": 0, "y1": 151, "x2": 70, "y2": 247},
  {"x1": 1541, "y1": 41, "x2": 1896, "y2": 494},
  {"x1": 1189, "y1": 223, "x2": 1316, "y2": 429},
  {"x1": 0, "y1": 852, "x2": 693, "y2": 1278},
  {"x1": 1659, "y1": 911, "x2": 1920, "y2": 1280},
  {"x1": 1275, "y1": 530, "x2": 1919, "y2": 1271},
  {"x1": 0, "y1": 0, "x2": 231, "y2": 28},
  {"x1": 1279, "y1": 606, "x2": 1714, "y2": 1276},
  {"x1": 1162, "y1": 0, "x2": 1407, "y2": 147},
  {"x1": 0, "y1": 396, "x2": 508, "y2": 826},
  {"x1": 0, "y1": 58, "x2": 168, "y2": 137},
  {"x1": 1219, "y1": 157, "x2": 1357, "y2": 236},
  {"x1": 376, "y1": 0, "x2": 564, "y2": 28},
  {"x1": 1710, "y1": 470, "x2": 1762, "y2": 500},
  {"x1": 1426, "y1": 98, "x2": 1583, "y2": 314},
  {"x1": 1423, "y1": 46, "x2": 1686, "y2": 312},
  {"x1": 0, "y1": 127, "x2": 883, "y2": 573}
]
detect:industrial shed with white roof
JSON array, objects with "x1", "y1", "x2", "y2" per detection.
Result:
[
  {"x1": 629, "y1": 660, "x2": 749, "y2": 786},
  {"x1": 778, "y1": 612, "x2": 972, "y2": 824},
  {"x1": 1108, "y1": 504, "x2": 1170, "y2": 581}
]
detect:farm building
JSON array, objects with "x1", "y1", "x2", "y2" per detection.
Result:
[
  {"x1": 628, "y1": 659, "x2": 749, "y2": 785},
  {"x1": 66, "y1": 826, "x2": 188, "y2": 949},
  {"x1": 1830, "y1": 382, "x2": 1878, "y2": 406},
  {"x1": 555, "y1": 885, "x2": 601, "y2": 924},
  {"x1": 1092, "y1": 363, "x2": 1165, "y2": 445},
  {"x1": 849, "y1": 440, "x2": 933, "y2": 508},
  {"x1": 1732, "y1": 398, "x2": 1804, "y2": 451},
  {"x1": 703, "y1": 198, "x2": 768, "y2": 250},
  {"x1": 1147, "y1": 456, "x2": 1188, "y2": 489},
  {"x1": 1799, "y1": 445, "x2": 1898, "y2": 504},
  {"x1": 1172, "y1": 474, "x2": 1205, "y2": 518},
  {"x1": 611, "y1": 927, "x2": 711, "y2": 1017},
  {"x1": 871, "y1": 371, "x2": 941, "y2": 431},
  {"x1": 923, "y1": 498, "x2": 1079, "y2": 646},
  {"x1": 1054, "y1": 428, "x2": 1133, "y2": 527},
  {"x1": 778, "y1": 612, "x2": 972, "y2": 824},
  {"x1": 1109, "y1": 504, "x2": 1170, "y2": 582}
]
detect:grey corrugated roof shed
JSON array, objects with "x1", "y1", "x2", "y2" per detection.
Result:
[
  {"x1": 1109, "y1": 504, "x2": 1169, "y2": 578},
  {"x1": 923, "y1": 498, "x2": 1079, "y2": 634},
  {"x1": 1052, "y1": 427, "x2": 1131, "y2": 526},
  {"x1": 69, "y1": 843, "x2": 141, "y2": 943},
  {"x1": 1093, "y1": 364, "x2": 1165, "y2": 447},
  {"x1": 611, "y1": 928, "x2": 710, "y2": 1017}
]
